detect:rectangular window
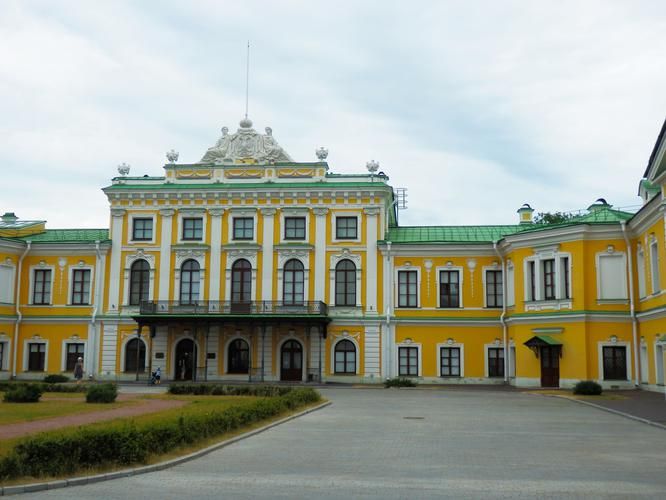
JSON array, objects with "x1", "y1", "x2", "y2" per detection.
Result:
[
  {"x1": 28, "y1": 343, "x2": 45, "y2": 371},
  {"x1": 132, "y1": 218, "x2": 153, "y2": 241},
  {"x1": 439, "y1": 270, "x2": 460, "y2": 308},
  {"x1": 66, "y1": 343, "x2": 85, "y2": 371},
  {"x1": 598, "y1": 254, "x2": 627, "y2": 300},
  {"x1": 398, "y1": 346, "x2": 418, "y2": 376},
  {"x1": 488, "y1": 348, "x2": 504, "y2": 377},
  {"x1": 182, "y1": 217, "x2": 203, "y2": 240},
  {"x1": 284, "y1": 217, "x2": 306, "y2": 240},
  {"x1": 0, "y1": 266, "x2": 14, "y2": 303},
  {"x1": 637, "y1": 249, "x2": 646, "y2": 298},
  {"x1": 543, "y1": 259, "x2": 555, "y2": 300},
  {"x1": 336, "y1": 217, "x2": 358, "y2": 239},
  {"x1": 561, "y1": 256, "x2": 570, "y2": 299},
  {"x1": 233, "y1": 217, "x2": 254, "y2": 240},
  {"x1": 398, "y1": 270, "x2": 418, "y2": 308},
  {"x1": 506, "y1": 265, "x2": 515, "y2": 307},
  {"x1": 440, "y1": 347, "x2": 461, "y2": 377},
  {"x1": 527, "y1": 261, "x2": 536, "y2": 301},
  {"x1": 32, "y1": 269, "x2": 52, "y2": 305},
  {"x1": 0, "y1": 342, "x2": 4, "y2": 371},
  {"x1": 71, "y1": 269, "x2": 91, "y2": 305},
  {"x1": 486, "y1": 270, "x2": 503, "y2": 308},
  {"x1": 603, "y1": 346, "x2": 627, "y2": 380},
  {"x1": 650, "y1": 241, "x2": 660, "y2": 293}
]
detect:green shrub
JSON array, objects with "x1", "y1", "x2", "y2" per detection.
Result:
[
  {"x1": 169, "y1": 384, "x2": 293, "y2": 397},
  {"x1": 573, "y1": 380, "x2": 602, "y2": 395},
  {"x1": 0, "y1": 382, "x2": 86, "y2": 393},
  {"x1": 384, "y1": 377, "x2": 417, "y2": 388},
  {"x1": 3, "y1": 383, "x2": 43, "y2": 403},
  {"x1": 0, "y1": 388, "x2": 321, "y2": 480},
  {"x1": 43, "y1": 374, "x2": 69, "y2": 384},
  {"x1": 86, "y1": 383, "x2": 118, "y2": 403}
]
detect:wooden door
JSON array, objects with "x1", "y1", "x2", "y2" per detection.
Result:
[
  {"x1": 540, "y1": 346, "x2": 560, "y2": 387},
  {"x1": 175, "y1": 339, "x2": 197, "y2": 381},
  {"x1": 280, "y1": 340, "x2": 303, "y2": 381}
]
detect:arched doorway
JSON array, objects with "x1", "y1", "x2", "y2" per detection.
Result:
[
  {"x1": 175, "y1": 338, "x2": 197, "y2": 381},
  {"x1": 280, "y1": 339, "x2": 303, "y2": 381},
  {"x1": 125, "y1": 338, "x2": 146, "y2": 373},
  {"x1": 228, "y1": 338, "x2": 250, "y2": 374}
]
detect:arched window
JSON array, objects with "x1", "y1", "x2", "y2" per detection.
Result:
[
  {"x1": 334, "y1": 339, "x2": 356, "y2": 374},
  {"x1": 129, "y1": 259, "x2": 150, "y2": 306},
  {"x1": 231, "y1": 259, "x2": 252, "y2": 303},
  {"x1": 125, "y1": 338, "x2": 146, "y2": 373},
  {"x1": 283, "y1": 259, "x2": 304, "y2": 305},
  {"x1": 180, "y1": 259, "x2": 200, "y2": 304},
  {"x1": 335, "y1": 260, "x2": 356, "y2": 306},
  {"x1": 228, "y1": 338, "x2": 250, "y2": 374}
]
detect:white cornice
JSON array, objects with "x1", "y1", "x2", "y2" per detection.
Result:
[
  {"x1": 626, "y1": 195, "x2": 662, "y2": 235},
  {"x1": 377, "y1": 244, "x2": 497, "y2": 256}
]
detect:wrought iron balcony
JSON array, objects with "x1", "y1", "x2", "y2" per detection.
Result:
[{"x1": 139, "y1": 300, "x2": 328, "y2": 317}]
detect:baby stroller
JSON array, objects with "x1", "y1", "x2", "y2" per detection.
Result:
[{"x1": 149, "y1": 370, "x2": 158, "y2": 385}]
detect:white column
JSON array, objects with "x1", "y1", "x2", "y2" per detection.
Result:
[
  {"x1": 263, "y1": 327, "x2": 273, "y2": 380},
  {"x1": 365, "y1": 207, "x2": 380, "y2": 314},
  {"x1": 101, "y1": 324, "x2": 118, "y2": 376},
  {"x1": 261, "y1": 208, "x2": 276, "y2": 301},
  {"x1": 313, "y1": 208, "x2": 329, "y2": 302},
  {"x1": 208, "y1": 209, "x2": 224, "y2": 301},
  {"x1": 158, "y1": 209, "x2": 175, "y2": 301},
  {"x1": 107, "y1": 208, "x2": 125, "y2": 312},
  {"x1": 206, "y1": 325, "x2": 220, "y2": 380},
  {"x1": 151, "y1": 325, "x2": 168, "y2": 376},
  {"x1": 364, "y1": 324, "x2": 381, "y2": 379}
]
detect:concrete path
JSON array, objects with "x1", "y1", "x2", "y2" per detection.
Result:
[{"x1": 19, "y1": 388, "x2": 666, "y2": 499}]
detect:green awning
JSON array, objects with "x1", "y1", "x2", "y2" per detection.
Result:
[{"x1": 524, "y1": 335, "x2": 563, "y2": 348}]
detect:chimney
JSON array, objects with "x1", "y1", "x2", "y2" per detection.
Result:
[
  {"x1": 517, "y1": 204, "x2": 534, "y2": 225},
  {"x1": 1, "y1": 212, "x2": 18, "y2": 223}
]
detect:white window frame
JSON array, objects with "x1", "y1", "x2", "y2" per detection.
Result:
[
  {"x1": 523, "y1": 250, "x2": 572, "y2": 302},
  {"x1": 330, "y1": 336, "x2": 360, "y2": 375},
  {"x1": 395, "y1": 266, "x2": 421, "y2": 309},
  {"x1": 277, "y1": 255, "x2": 309, "y2": 304},
  {"x1": 437, "y1": 342, "x2": 465, "y2": 378},
  {"x1": 332, "y1": 212, "x2": 361, "y2": 243},
  {"x1": 123, "y1": 251, "x2": 156, "y2": 307},
  {"x1": 28, "y1": 264, "x2": 55, "y2": 305},
  {"x1": 228, "y1": 208, "x2": 258, "y2": 243},
  {"x1": 279, "y1": 208, "x2": 310, "y2": 244},
  {"x1": 0, "y1": 259, "x2": 16, "y2": 304},
  {"x1": 177, "y1": 209, "x2": 207, "y2": 244},
  {"x1": 436, "y1": 266, "x2": 464, "y2": 309},
  {"x1": 637, "y1": 244, "x2": 647, "y2": 298},
  {"x1": 484, "y1": 343, "x2": 505, "y2": 378},
  {"x1": 224, "y1": 253, "x2": 257, "y2": 302},
  {"x1": 0, "y1": 336, "x2": 11, "y2": 371},
  {"x1": 329, "y1": 250, "x2": 362, "y2": 308},
  {"x1": 60, "y1": 339, "x2": 87, "y2": 372},
  {"x1": 121, "y1": 335, "x2": 149, "y2": 373},
  {"x1": 482, "y1": 265, "x2": 503, "y2": 309},
  {"x1": 597, "y1": 341, "x2": 631, "y2": 382},
  {"x1": 595, "y1": 251, "x2": 628, "y2": 301},
  {"x1": 506, "y1": 260, "x2": 515, "y2": 307},
  {"x1": 68, "y1": 265, "x2": 94, "y2": 306},
  {"x1": 175, "y1": 254, "x2": 207, "y2": 303},
  {"x1": 650, "y1": 237, "x2": 660, "y2": 294},
  {"x1": 396, "y1": 341, "x2": 421, "y2": 377},
  {"x1": 128, "y1": 213, "x2": 157, "y2": 244},
  {"x1": 23, "y1": 338, "x2": 49, "y2": 372}
]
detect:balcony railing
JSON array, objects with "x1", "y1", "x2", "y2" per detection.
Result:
[{"x1": 139, "y1": 300, "x2": 328, "y2": 317}]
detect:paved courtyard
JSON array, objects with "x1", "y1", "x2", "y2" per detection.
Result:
[{"x1": 22, "y1": 388, "x2": 666, "y2": 499}]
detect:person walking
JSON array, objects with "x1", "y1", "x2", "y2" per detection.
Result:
[
  {"x1": 73, "y1": 357, "x2": 84, "y2": 384},
  {"x1": 155, "y1": 366, "x2": 161, "y2": 385}
]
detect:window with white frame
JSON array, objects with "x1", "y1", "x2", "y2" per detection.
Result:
[
  {"x1": 439, "y1": 270, "x2": 460, "y2": 308},
  {"x1": 334, "y1": 339, "x2": 356, "y2": 374},
  {"x1": 65, "y1": 343, "x2": 85, "y2": 371},
  {"x1": 506, "y1": 262, "x2": 515, "y2": 307},
  {"x1": 0, "y1": 264, "x2": 14, "y2": 304},
  {"x1": 488, "y1": 348, "x2": 504, "y2": 377},
  {"x1": 71, "y1": 269, "x2": 91, "y2": 305},
  {"x1": 335, "y1": 260, "x2": 356, "y2": 306},
  {"x1": 284, "y1": 217, "x2": 306, "y2": 240},
  {"x1": 485, "y1": 270, "x2": 503, "y2": 308},
  {"x1": 132, "y1": 218, "x2": 153, "y2": 241},
  {"x1": 439, "y1": 347, "x2": 461, "y2": 377},
  {"x1": 233, "y1": 217, "x2": 254, "y2": 240},
  {"x1": 525, "y1": 253, "x2": 572, "y2": 302},
  {"x1": 182, "y1": 217, "x2": 204, "y2": 241},
  {"x1": 398, "y1": 346, "x2": 418, "y2": 376},
  {"x1": 637, "y1": 245, "x2": 646, "y2": 298},
  {"x1": 650, "y1": 239, "x2": 660, "y2": 293},
  {"x1": 32, "y1": 269, "x2": 52, "y2": 305},
  {"x1": 398, "y1": 270, "x2": 418, "y2": 308},
  {"x1": 27, "y1": 343, "x2": 46, "y2": 371},
  {"x1": 597, "y1": 253, "x2": 628, "y2": 300},
  {"x1": 335, "y1": 216, "x2": 358, "y2": 239}
]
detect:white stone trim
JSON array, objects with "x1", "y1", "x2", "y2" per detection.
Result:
[
  {"x1": 260, "y1": 208, "x2": 276, "y2": 301},
  {"x1": 506, "y1": 259, "x2": 515, "y2": 307},
  {"x1": 67, "y1": 263, "x2": 94, "y2": 305},
  {"x1": 174, "y1": 250, "x2": 207, "y2": 303},
  {"x1": 637, "y1": 244, "x2": 647, "y2": 298},
  {"x1": 396, "y1": 340, "x2": 421, "y2": 377},
  {"x1": 435, "y1": 265, "x2": 464, "y2": 309},
  {"x1": 313, "y1": 207, "x2": 328, "y2": 301},
  {"x1": 365, "y1": 207, "x2": 379, "y2": 314},
  {"x1": 436, "y1": 341, "x2": 465, "y2": 378},
  {"x1": 482, "y1": 264, "x2": 503, "y2": 309},
  {"x1": 330, "y1": 333, "x2": 361, "y2": 375},
  {"x1": 279, "y1": 208, "x2": 310, "y2": 244},
  {"x1": 60, "y1": 337, "x2": 87, "y2": 372},
  {"x1": 329, "y1": 249, "x2": 362, "y2": 307},
  {"x1": 484, "y1": 342, "x2": 505, "y2": 378},
  {"x1": 597, "y1": 340, "x2": 632, "y2": 383},
  {"x1": 523, "y1": 251, "x2": 572, "y2": 304},
  {"x1": 119, "y1": 334, "x2": 148, "y2": 373},
  {"x1": 158, "y1": 208, "x2": 175, "y2": 301},
  {"x1": 122, "y1": 249, "x2": 156, "y2": 306},
  {"x1": 649, "y1": 236, "x2": 660, "y2": 294},
  {"x1": 224, "y1": 251, "x2": 258, "y2": 302},
  {"x1": 0, "y1": 258, "x2": 16, "y2": 305},
  {"x1": 23, "y1": 337, "x2": 49, "y2": 372},
  {"x1": 127, "y1": 212, "x2": 157, "y2": 245},
  {"x1": 395, "y1": 264, "x2": 421, "y2": 309},
  {"x1": 228, "y1": 208, "x2": 258, "y2": 243},
  {"x1": 27, "y1": 262, "x2": 55, "y2": 305},
  {"x1": 208, "y1": 208, "x2": 225, "y2": 301},
  {"x1": 176, "y1": 208, "x2": 207, "y2": 244},
  {"x1": 107, "y1": 208, "x2": 125, "y2": 312},
  {"x1": 654, "y1": 340, "x2": 665, "y2": 385},
  {"x1": 277, "y1": 253, "x2": 310, "y2": 303},
  {"x1": 332, "y1": 211, "x2": 361, "y2": 243},
  {"x1": 0, "y1": 333, "x2": 11, "y2": 371},
  {"x1": 595, "y1": 250, "x2": 628, "y2": 300}
]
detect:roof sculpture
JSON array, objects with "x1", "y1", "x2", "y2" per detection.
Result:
[{"x1": 199, "y1": 118, "x2": 293, "y2": 164}]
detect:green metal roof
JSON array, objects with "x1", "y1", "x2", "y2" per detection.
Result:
[
  {"x1": 10, "y1": 229, "x2": 110, "y2": 244},
  {"x1": 525, "y1": 335, "x2": 562, "y2": 346},
  {"x1": 383, "y1": 225, "x2": 524, "y2": 244}
]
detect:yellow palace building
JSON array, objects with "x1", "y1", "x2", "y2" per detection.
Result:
[{"x1": 1, "y1": 116, "x2": 666, "y2": 390}]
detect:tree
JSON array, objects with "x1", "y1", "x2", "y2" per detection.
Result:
[{"x1": 533, "y1": 211, "x2": 576, "y2": 225}]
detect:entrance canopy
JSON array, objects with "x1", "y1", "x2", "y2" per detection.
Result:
[{"x1": 524, "y1": 335, "x2": 562, "y2": 358}]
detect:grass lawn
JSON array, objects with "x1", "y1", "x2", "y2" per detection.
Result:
[{"x1": 0, "y1": 392, "x2": 138, "y2": 425}]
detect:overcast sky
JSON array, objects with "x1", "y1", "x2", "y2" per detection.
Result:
[{"x1": 2, "y1": 0, "x2": 665, "y2": 228}]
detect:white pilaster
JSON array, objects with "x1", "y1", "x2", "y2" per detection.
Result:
[
  {"x1": 107, "y1": 209, "x2": 125, "y2": 312},
  {"x1": 101, "y1": 324, "x2": 118, "y2": 376},
  {"x1": 158, "y1": 208, "x2": 175, "y2": 301},
  {"x1": 261, "y1": 208, "x2": 276, "y2": 301},
  {"x1": 208, "y1": 209, "x2": 224, "y2": 301},
  {"x1": 313, "y1": 208, "x2": 329, "y2": 302},
  {"x1": 151, "y1": 325, "x2": 168, "y2": 375},
  {"x1": 364, "y1": 324, "x2": 381, "y2": 379},
  {"x1": 365, "y1": 207, "x2": 380, "y2": 314},
  {"x1": 206, "y1": 325, "x2": 220, "y2": 379}
]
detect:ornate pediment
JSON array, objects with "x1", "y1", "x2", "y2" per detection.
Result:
[{"x1": 199, "y1": 118, "x2": 293, "y2": 164}]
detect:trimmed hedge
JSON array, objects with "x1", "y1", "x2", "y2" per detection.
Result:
[
  {"x1": 0, "y1": 388, "x2": 320, "y2": 480},
  {"x1": 169, "y1": 384, "x2": 294, "y2": 397},
  {"x1": 43, "y1": 374, "x2": 69, "y2": 384},
  {"x1": 86, "y1": 383, "x2": 117, "y2": 403},
  {"x1": 0, "y1": 382, "x2": 86, "y2": 394},
  {"x1": 384, "y1": 377, "x2": 417, "y2": 388},
  {"x1": 3, "y1": 384, "x2": 43, "y2": 403},
  {"x1": 573, "y1": 380, "x2": 603, "y2": 395}
]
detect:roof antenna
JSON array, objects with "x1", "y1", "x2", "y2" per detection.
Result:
[{"x1": 245, "y1": 41, "x2": 250, "y2": 120}]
